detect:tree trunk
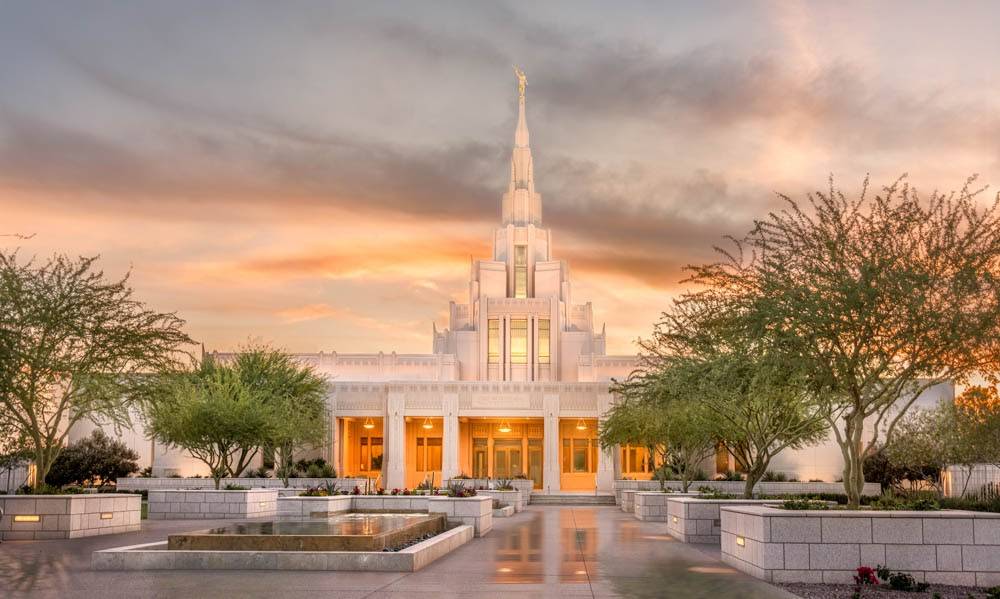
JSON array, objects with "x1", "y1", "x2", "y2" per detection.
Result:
[{"x1": 841, "y1": 412, "x2": 865, "y2": 509}]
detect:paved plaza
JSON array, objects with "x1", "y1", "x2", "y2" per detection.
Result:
[{"x1": 0, "y1": 505, "x2": 795, "y2": 599}]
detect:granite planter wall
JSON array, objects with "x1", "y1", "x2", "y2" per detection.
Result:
[
  {"x1": 720, "y1": 505, "x2": 1000, "y2": 587},
  {"x1": 633, "y1": 492, "x2": 700, "y2": 522},
  {"x1": 427, "y1": 495, "x2": 493, "y2": 537},
  {"x1": 277, "y1": 495, "x2": 353, "y2": 517},
  {"x1": 665, "y1": 497, "x2": 830, "y2": 544},
  {"x1": 117, "y1": 477, "x2": 370, "y2": 492},
  {"x1": 614, "y1": 479, "x2": 881, "y2": 498},
  {"x1": 0, "y1": 494, "x2": 141, "y2": 540},
  {"x1": 350, "y1": 495, "x2": 430, "y2": 512},
  {"x1": 477, "y1": 489, "x2": 524, "y2": 513},
  {"x1": 620, "y1": 489, "x2": 637, "y2": 513},
  {"x1": 147, "y1": 489, "x2": 278, "y2": 520},
  {"x1": 444, "y1": 478, "x2": 533, "y2": 506}
]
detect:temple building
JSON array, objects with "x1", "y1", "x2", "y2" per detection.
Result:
[
  {"x1": 64, "y1": 71, "x2": 954, "y2": 493},
  {"x1": 272, "y1": 69, "x2": 639, "y2": 493}
]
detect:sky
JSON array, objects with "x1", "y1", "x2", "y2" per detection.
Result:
[{"x1": 2, "y1": 1, "x2": 1000, "y2": 356}]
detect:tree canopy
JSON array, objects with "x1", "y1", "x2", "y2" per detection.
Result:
[
  {"x1": 0, "y1": 250, "x2": 192, "y2": 489},
  {"x1": 686, "y1": 175, "x2": 1000, "y2": 506}
]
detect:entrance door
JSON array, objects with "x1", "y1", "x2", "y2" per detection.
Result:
[
  {"x1": 528, "y1": 438, "x2": 543, "y2": 489},
  {"x1": 494, "y1": 439, "x2": 523, "y2": 479}
]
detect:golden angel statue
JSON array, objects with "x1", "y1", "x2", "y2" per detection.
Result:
[{"x1": 513, "y1": 65, "x2": 527, "y2": 99}]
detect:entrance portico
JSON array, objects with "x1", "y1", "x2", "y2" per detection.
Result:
[{"x1": 330, "y1": 381, "x2": 617, "y2": 493}]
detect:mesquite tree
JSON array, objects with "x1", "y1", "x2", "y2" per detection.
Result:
[
  {"x1": 0, "y1": 250, "x2": 191, "y2": 489},
  {"x1": 634, "y1": 297, "x2": 829, "y2": 498},
  {"x1": 603, "y1": 361, "x2": 717, "y2": 493},
  {"x1": 234, "y1": 347, "x2": 328, "y2": 486},
  {"x1": 688, "y1": 176, "x2": 1000, "y2": 507}
]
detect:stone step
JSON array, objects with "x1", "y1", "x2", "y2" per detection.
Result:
[{"x1": 529, "y1": 494, "x2": 617, "y2": 506}]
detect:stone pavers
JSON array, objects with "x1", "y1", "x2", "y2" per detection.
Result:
[{"x1": 0, "y1": 505, "x2": 796, "y2": 599}]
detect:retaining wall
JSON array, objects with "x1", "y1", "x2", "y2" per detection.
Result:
[
  {"x1": 147, "y1": 489, "x2": 278, "y2": 520},
  {"x1": 720, "y1": 505, "x2": 1000, "y2": 587},
  {"x1": 0, "y1": 494, "x2": 140, "y2": 540}
]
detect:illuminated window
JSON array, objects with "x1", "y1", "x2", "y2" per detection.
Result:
[
  {"x1": 416, "y1": 437, "x2": 442, "y2": 471},
  {"x1": 514, "y1": 245, "x2": 527, "y2": 298},
  {"x1": 562, "y1": 438, "x2": 597, "y2": 473},
  {"x1": 537, "y1": 319, "x2": 550, "y2": 364},
  {"x1": 360, "y1": 436, "x2": 383, "y2": 471},
  {"x1": 622, "y1": 445, "x2": 652, "y2": 474},
  {"x1": 510, "y1": 319, "x2": 527, "y2": 364},
  {"x1": 488, "y1": 319, "x2": 500, "y2": 364},
  {"x1": 472, "y1": 438, "x2": 488, "y2": 478}
]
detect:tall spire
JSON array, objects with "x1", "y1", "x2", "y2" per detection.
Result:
[{"x1": 502, "y1": 66, "x2": 542, "y2": 226}]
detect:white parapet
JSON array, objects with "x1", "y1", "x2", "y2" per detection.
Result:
[
  {"x1": 720, "y1": 505, "x2": 1000, "y2": 587},
  {"x1": 0, "y1": 494, "x2": 141, "y2": 540}
]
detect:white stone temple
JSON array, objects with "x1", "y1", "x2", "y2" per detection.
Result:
[{"x1": 65, "y1": 70, "x2": 955, "y2": 493}]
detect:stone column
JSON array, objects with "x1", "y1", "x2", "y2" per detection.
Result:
[
  {"x1": 441, "y1": 393, "x2": 460, "y2": 480},
  {"x1": 385, "y1": 390, "x2": 406, "y2": 490},
  {"x1": 596, "y1": 389, "x2": 615, "y2": 492},
  {"x1": 503, "y1": 315, "x2": 512, "y2": 381},
  {"x1": 543, "y1": 393, "x2": 561, "y2": 493}
]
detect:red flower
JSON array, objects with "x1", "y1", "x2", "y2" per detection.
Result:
[{"x1": 854, "y1": 566, "x2": 878, "y2": 585}]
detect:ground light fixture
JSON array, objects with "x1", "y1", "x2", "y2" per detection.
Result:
[
  {"x1": 363, "y1": 417, "x2": 375, "y2": 430},
  {"x1": 498, "y1": 420, "x2": 512, "y2": 433},
  {"x1": 422, "y1": 417, "x2": 433, "y2": 430},
  {"x1": 575, "y1": 418, "x2": 587, "y2": 431}
]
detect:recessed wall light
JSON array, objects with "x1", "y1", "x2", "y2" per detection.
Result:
[
  {"x1": 100, "y1": 512, "x2": 114, "y2": 520},
  {"x1": 13, "y1": 515, "x2": 40, "y2": 523},
  {"x1": 671, "y1": 515, "x2": 678, "y2": 523},
  {"x1": 735, "y1": 536, "x2": 746, "y2": 547}
]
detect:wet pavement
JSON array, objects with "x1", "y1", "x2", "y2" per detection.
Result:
[{"x1": 0, "y1": 505, "x2": 798, "y2": 598}]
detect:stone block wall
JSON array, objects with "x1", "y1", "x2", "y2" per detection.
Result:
[
  {"x1": 147, "y1": 489, "x2": 278, "y2": 520},
  {"x1": 633, "y1": 492, "x2": 699, "y2": 522},
  {"x1": 277, "y1": 495, "x2": 352, "y2": 517},
  {"x1": 720, "y1": 505, "x2": 1000, "y2": 587},
  {"x1": 614, "y1": 479, "x2": 881, "y2": 497},
  {"x1": 117, "y1": 477, "x2": 369, "y2": 491},
  {"x1": 0, "y1": 494, "x2": 141, "y2": 540},
  {"x1": 620, "y1": 489, "x2": 637, "y2": 513},
  {"x1": 427, "y1": 496, "x2": 493, "y2": 537},
  {"x1": 478, "y1": 490, "x2": 524, "y2": 512},
  {"x1": 666, "y1": 498, "x2": 803, "y2": 544}
]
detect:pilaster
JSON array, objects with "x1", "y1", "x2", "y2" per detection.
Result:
[
  {"x1": 385, "y1": 391, "x2": 406, "y2": 489},
  {"x1": 441, "y1": 393, "x2": 460, "y2": 480},
  {"x1": 543, "y1": 393, "x2": 561, "y2": 492}
]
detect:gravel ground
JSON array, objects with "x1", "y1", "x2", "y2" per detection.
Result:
[{"x1": 780, "y1": 582, "x2": 994, "y2": 599}]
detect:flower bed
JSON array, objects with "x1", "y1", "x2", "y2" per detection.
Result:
[
  {"x1": 0, "y1": 494, "x2": 141, "y2": 540},
  {"x1": 614, "y1": 479, "x2": 882, "y2": 498},
  {"x1": 117, "y1": 477, "x2": 370, "y2": 491},
  {"x1": 720, "y1": 505, "x2": 1000, "y2": 587}
]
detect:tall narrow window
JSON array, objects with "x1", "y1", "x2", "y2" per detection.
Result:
[
  {"x1": 537, "y1": 319, "x2": 550, "y2": 364},
  {"x1": 514, "y1": 245, "x2": 528, "y2": 298},
  {"x1": 488, "y1": 319, "x2": 500, "y2": 364},
  {"x1": 510, "y1": 319, "x2": 528, "y2": 364}
]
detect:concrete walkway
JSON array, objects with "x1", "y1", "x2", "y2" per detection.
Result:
[{"x1": 0, "y1": 505, "x2": 796, "y2": 598}]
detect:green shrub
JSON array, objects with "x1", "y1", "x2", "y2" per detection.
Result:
[
  {"x1": 781, "y1": 498, "x2": 829, "y2": 510},
  {"x1": 45, "y1": 430, "x2": 140, "y2": 487},
  {"x1": 762, "y1": 471, "x2": 788, "y2": 482},
  {"x1": 223, "y1": 483, "x2": 249, "y2": 491}
]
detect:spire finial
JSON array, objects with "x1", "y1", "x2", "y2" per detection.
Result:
[{"x1": 513, "y1": 65, "x2": 527, "y2": 100}]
